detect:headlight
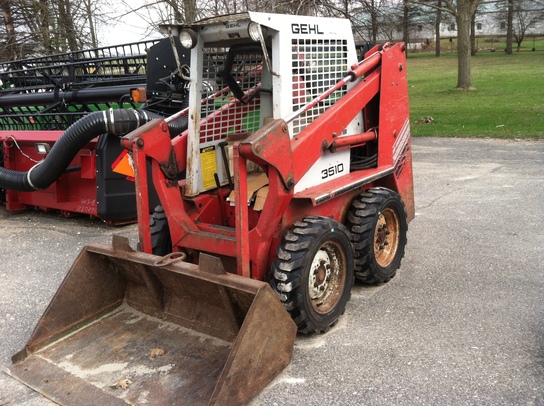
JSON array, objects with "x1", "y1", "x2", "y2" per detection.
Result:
[
  {"x1": 179, "y1": 29, "x2": 198, "y2": 49},
  {"x1": 248, "y1": 22, "x2": 262, "y2": 42}
]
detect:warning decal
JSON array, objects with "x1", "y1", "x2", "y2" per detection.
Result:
[{"x1": 200, "y1": 145, "x2": 217, "y2": 189}]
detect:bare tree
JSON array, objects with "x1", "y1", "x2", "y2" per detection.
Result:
[
  {"x1": 0, "y1": 0, "x2": 17, "y2": 60},
  {"x1": 511, "y1": 0, "x2": 543, "y2": 47},
  {"x1": 82, "y1": 0, "x2": 98, "y2": 48},
  {"x1": 56, "y1": 0, "x2": 78, "y2": 51},
  {"x1": 411, "y1": 0, "x2": 481, "y2": 89},
  {"x1": 37, "y1": 0, "x2": 53, "y2": 53},
  {"x1": 1, "y1": 0, "x2": 110, "y2": 57},
  {"x1": 492, "y1": 0, "x2": 543, "y2": 50},
  {"x1": 349, "y1": 0, "x2": 399, "y2": 43}
]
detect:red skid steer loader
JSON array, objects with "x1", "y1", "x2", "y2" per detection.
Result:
[{"x1": 8, "y1": 11, "x2": 414, "y2": 405}]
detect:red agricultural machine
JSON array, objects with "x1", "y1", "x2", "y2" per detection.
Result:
[
  {"x1": 7, "y1": 11, "x2": 414, "y2": 405},
  {"x1": 0, "y1": 38, "x2": 190, "y2": 222}
]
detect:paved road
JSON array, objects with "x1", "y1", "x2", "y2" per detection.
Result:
[{"x1": 1, "y1": 137, "x2": 543, "y2": 405}]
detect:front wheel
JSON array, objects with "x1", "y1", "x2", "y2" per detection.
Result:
[
  {"x1": 347, "y1": 187, "x2": 408, "y2": 284},
  {"x1": 141, "y1": 205, "x2": 171, "y2": 256},
  {"x1": 271, "y1": 216, "x2": 354, "y2": 334}
]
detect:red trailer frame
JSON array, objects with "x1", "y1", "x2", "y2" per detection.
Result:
[{"x1": 1, "y1": 131, "x2": 101, "y2": 218}]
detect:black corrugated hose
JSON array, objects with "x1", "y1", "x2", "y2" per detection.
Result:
[{"x1": 0, "y1": 109, "x2": 186, "y2": 192}]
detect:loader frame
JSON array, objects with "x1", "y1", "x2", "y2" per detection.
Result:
[{"x1": 0, "y1": 39, "x2": 188, "y2": 222}]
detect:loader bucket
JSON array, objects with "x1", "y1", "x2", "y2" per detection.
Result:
[{"x1": 8, "y1": 236, "x2": 297, "y2": 406}]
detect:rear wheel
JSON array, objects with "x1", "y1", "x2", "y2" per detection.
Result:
[
  {"x1": 347, "y1": 187, "x2": 407, "y2": 284},
  {"x1": 271, "y1": 216, "x2": 354, "y2": 334}
]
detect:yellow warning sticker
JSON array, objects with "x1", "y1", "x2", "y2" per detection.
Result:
[{"x1": 200, "y1": 146, "x2": 217, "y2": 189}]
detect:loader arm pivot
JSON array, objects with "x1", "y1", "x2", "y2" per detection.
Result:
[{"x1": 238, "y1": 119, "x2": 295, "y2": 190}]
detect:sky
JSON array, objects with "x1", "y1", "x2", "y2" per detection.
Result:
[
  {"x1": 101, "y1": 20, "x2": 161, "y2": 46},
  {"x1": 98, "y1": 1, "x2": 165, "y2": 46}
]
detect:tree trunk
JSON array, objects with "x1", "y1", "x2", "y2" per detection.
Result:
[
  {"x1": 57, "y1": 0, "x2": 78, "y2": 51},
  {"x1": 403, "y1": 0, "x2": 410, "y2": 49},
  {"x1": 506, "y1": 0, "x2": 514, "y2": 54},
  {"x1": 85, "y1": 0, "x2": 98, "y2": 49},
  {"x1": 183, "y1": 0, "x2": 197, "y2": 23},
  {"x1": 409, "y1": 0, "x2": 480, "y2": 88},
  {"x1": 370, "y1": 0, "x2": 378, "y2": 43},
  {"x1": 470, "y1": 12, "x2": 476, "y2": 55},
  {"x1": 436, "y1": 0, "x2": 441, "y2": 57},
  {"x1": 38, "y1": 0, "x2": 53, "y2": 54},
  {"x1": 0, "y1": 0, "x2": 17, "y2": 60},
  {"x1": 455, "y1": 7, "x2": 474, "y2": 89}
]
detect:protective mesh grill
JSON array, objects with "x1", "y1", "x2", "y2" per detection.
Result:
[
  {"x1": 199, "y1": 47, "x2": 263, "y2": 145},
  {"x1": 291, "y1": 38, "x2": 348, "y2": 135}
]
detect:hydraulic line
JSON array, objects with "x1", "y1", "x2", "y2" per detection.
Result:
[{"x1": 0, "y1": 108, "x2": 186, "y2": 192}]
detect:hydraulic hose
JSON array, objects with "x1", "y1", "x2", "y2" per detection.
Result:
[{"x1": 0, "y1": 108, "x2": 185, "y2": 192}]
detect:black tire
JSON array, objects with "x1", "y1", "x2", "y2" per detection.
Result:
[
  {"x1": 271, "y1": 216, "x2": 354, "y2": 334},
  {"x1": 347, "y1": 187, "x2": 407, "y2": 284},
  {"x1": 148, "y1": 205, "x2": 172, "y2": 256}
]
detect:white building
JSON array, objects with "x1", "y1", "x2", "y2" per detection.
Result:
[{"x1": 353, "y1": 4, "x2": 544, "y2": 46}]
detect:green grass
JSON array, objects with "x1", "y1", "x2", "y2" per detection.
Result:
[
  {"x1": 434, "y1": 36, "x2": 544, "y2": 53},
  {"x1": 407, "y1": 51, "x2": 544, "y2": 138}
]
